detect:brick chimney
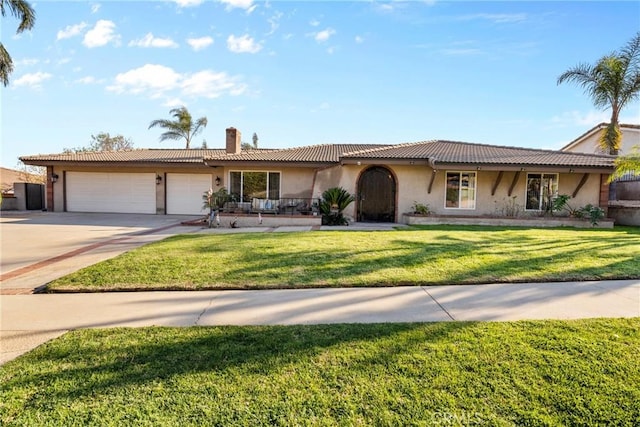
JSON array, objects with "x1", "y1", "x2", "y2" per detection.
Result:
[{"x1": 226, "y1": 127, "x2": 241, "y2": 154}]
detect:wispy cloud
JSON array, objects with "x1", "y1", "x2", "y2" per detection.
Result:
[
  {"x1": 129, "y1": 33, "x2": 179, "y2": 48},
  {"x1": 266, "y1": 11, "x2": 283, "y2": 36},
  {"x1": 75, "y1": 76, "x2": 102, "y2": 84},
  {"x1": 14, "y1": 72, "x2": 52, "y2": 89},
  {"x1": 15, "y1": 58, "x2": 39, "y2": 66},
  {"x1": 174, "y1": 0, "x2": 204, "y2": 7},
  {"x1": 440, "y1": 48, "x2": 482, "y2": 56},
  {"x1": 355, "y1": 35, "x2": 364, "y2": 44},
  {"x1": 550, "y1": 110, "x2": 609, "y2": 127},
  {"x1": 57, "y1": 22, "x2": 88, "y2": 40},
  {"x1": 457, "y1": 13, "x2": 527, "y2": 24},
  {"x1": 227, "y1": 34, "x2": 262, "y2": 53},
  {"x1": 106, "y1": 64, "x2": 246, "y2": 100},
  {"x1": 83, "y1": 20, "x2": 120, "y2": 48},
  {"x1": 314, "y1": 28, "x2": 335, "y2": 43},
  {"x1": 90, "y1": 3, "x2": 101, "y2": 14},
  {"x1": 219, "y1": 0, "x2": 256, "y2": 12},
  {"x1": 187, "y1": 36, "x2": 214, "y2": 51}
]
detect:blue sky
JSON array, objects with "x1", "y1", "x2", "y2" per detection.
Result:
[{"x1": 2, "y1": 0, "x2": 639, "y2": 168}]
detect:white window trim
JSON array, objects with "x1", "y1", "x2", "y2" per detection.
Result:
[
  {"x1": 228, "y1": 170, "x2": 282, "y2": 201},
  {"x1": 444, "y1": 170, "x2": 477, "y2": 210},
  {"x1": 524, "y1": 172, "x2": 559, "y2": 211}
]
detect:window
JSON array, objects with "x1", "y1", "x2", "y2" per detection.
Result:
[
  {"x1": 229, "y1": 171, "x2": 281, "y2": 202},
  {"x1": 445, "y1": 171, "x2": 476, "y2": 209},
  {"x1": 525, "y1": 173, "x2": 558, "y2": 211}
]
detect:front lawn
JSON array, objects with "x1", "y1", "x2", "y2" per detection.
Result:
[
  {"x1": 1, "y1": 319, "x2": 638, "y2": 425},
  {"x1": 47, "y1": 225, "x2": 640, "y2": 292}
]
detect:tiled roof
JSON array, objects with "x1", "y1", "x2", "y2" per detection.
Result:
[
  {"x1": 342, "y1": 140, "x2": 615, "y2": 167},
  {"x1": 20, "y1": 149, "x2": 229, "y2": 163},
  {"x1": 20, "y1": 141, "x2": 614, "y2": 168},
  {"x1": 204, "y1": 144, "x2": 388, "y2": 163}
]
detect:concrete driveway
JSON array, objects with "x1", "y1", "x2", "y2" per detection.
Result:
[{"x1": 0, "y1": 212, "x2": 198, "y2": 292}]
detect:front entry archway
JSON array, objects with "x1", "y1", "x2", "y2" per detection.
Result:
[{"x1": 357, "y1": 166, "x2": 396, "y2": 222}]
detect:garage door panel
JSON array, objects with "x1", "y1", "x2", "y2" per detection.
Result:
[
  {"x1": 166, "y1": 174, "x2": 212, "y2": 215},
  {"x1": 66, "y1": 172, "x2": 156, "y2": 214}
]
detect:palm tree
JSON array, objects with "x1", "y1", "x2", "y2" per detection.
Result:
[
  {"x1": 1, "y1": 0, "x2": 36, "y2": 86},
  {"x1": 609, "y1": 145, "x2": 640, "y2": 182},
  {"x1": 148, "y1": 106, "x2": 208, "y2": 149},
  {"x1": 557, "y1": 32, "x2": 640, "y2": 155}
]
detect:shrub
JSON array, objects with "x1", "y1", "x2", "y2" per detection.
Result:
[{"x1": 319, "y1": 187, "x2": 355, "y2": 225}]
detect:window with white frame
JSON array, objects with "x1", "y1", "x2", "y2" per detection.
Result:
[
  {"x1": 229, "y1": 171, "x2": 280, "y2": 202},
  {"x1": 445, "y1": 171, "x2": 476, "y2": 209},
  {"x1": 525, "y1": 173, "x2": 558, "y2": 211}
]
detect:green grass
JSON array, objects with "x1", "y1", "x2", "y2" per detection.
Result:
[
  {"x1": 1, "y1": 319, "x2": 638, "y2": 425},
  {"x1": 48, "y1": 225, "x2": 640, "y2": 292}
]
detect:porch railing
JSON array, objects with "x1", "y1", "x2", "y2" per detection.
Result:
[{"x1": 221, "y1": 198, "x2": 321, "y2": 216}]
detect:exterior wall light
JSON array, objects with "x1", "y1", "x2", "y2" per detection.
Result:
[
  {"x1": 156, "y1": 174, "x2": 163, "y2": 185},
  {"x1": 215, "y1": 176, "x2": 221, "y2": 186},
  {"x1": 51, "y1": 174, "x2": 59, "y2": 183}
]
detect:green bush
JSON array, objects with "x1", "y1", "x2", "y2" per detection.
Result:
[{"x1": 319, "y1": 187, "x2": 355, "y2": 225}]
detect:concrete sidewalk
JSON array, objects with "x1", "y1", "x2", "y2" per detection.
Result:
[{"x1": 2, "y1": 280, "x2": 638, "y2": 365}]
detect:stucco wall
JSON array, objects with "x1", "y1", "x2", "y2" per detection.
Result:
[
  {"x1": 564, "y1": 127, "x2": 640, "y2": 155},
  {"x1": 313, "y1": 164, "x2": 605, "y2": 221}
]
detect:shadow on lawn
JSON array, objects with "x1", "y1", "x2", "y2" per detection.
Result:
[
  {"x1": 5, "y1": 322, "x2": 471, "y2": 401},
  {"x1": 206, "y1": 228, "x2": 640, "y2": 287}
]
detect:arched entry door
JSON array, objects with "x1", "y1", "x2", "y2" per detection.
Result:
[{"x1": 357, "y1": 166, "x2": 396, "y2": 222}]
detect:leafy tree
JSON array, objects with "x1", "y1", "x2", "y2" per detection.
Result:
[
  {"x1": 610, "y1": 145, "x2": 640, "y2": 181},
  {"x1": 1, "y1": 0, "x2": 35, "y2": 86},
  {"x1": 557, "y1": 32, "x2": 640, "y2": 155},
  {"x1": 241, "y1": 132, "x2": 259, "y2": 150},
  {"x1": 148, "y1": 106, "x2": 207, "y2": 149},
  {"x1": 64, "y1": 133, "x2": 134, "y2": 153}
]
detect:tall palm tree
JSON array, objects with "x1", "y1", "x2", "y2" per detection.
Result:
[
  {"x1": 557, "y1": 32, "x2": 640, "y2": 155},
  {"x1": 148, "y1": 106, "x2": 208, "y2": 149},
  {"x1": 1, "y1": 0, "x2": 36, "y2": 86}
]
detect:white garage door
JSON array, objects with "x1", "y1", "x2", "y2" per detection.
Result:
[
  {"x1": 166, "y1": 173, "x2": 213, "y2": 215},
  {"x1": 66, "y1": 172, "x2": 156, "y2": 214}
]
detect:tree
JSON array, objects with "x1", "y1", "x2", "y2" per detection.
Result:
[
  {"x1": 148, "y1": 106, "x2": 207, "y2": 149},
  {"x1": 63, "y1": 132, "x2": 134, "y2": 153},
  {"x1": 241, "y1": 132, "x2": 259, "y2": 150},
  {"x1": 1, "y1": 0, "x2": 36, "y2": 87},
  {"x1": 557, "y1": 32, "x2": 640, "y2": 155},
  {"x1": 610, "y1": 145, "x2": 640, "y2": 182}
]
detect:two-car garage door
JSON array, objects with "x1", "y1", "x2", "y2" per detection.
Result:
[
  {"x1": 66, "y1": 172, "x2": 156, "y2": 214},
  {"x1": 65, "y1": 172, "x2": 213, "y2": 215}
]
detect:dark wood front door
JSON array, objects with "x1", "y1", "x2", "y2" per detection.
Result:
[{"x1": 358, "y1": 166, "x2": 396, "y2": 222}]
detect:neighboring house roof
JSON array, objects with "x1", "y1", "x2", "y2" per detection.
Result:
[
  {"x1": 560, "y1": 123, "x2": 640, "y2": 152},
  {"x1": 20, "y1": 140, "x2": 615, "y2": 170}
]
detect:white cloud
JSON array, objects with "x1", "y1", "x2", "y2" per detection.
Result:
[
  {"x1": 91, "y1": 3, "x2": 101, "y2": 14},
  {"x1": 57, "y1": 22, "x2": 88, "y2": 40},
  {"x1": 355, "y1": 35, "x2": 364, "y2": 44},
  {"x1": 107, "y1": 64, "x2": 181, "y2": 95},
  {"x1": 106, "y1": 64, "x2": 246, "y2": 100},
  {"x1": 129, "y1": 33, "x2": 179, "y2": 48},
  {"x1": 75, "y1": 76, "x2": 98, "y2": 84},
  {"x1": 182, "y1": 70, "x2": 247, "y2": 98},
  {"x1": 187, "y1": 36, "x2": 214, "y2": 51},
  {"x1": 57, "y1": 57, "x2": 72, "y2": 65},
  {"x1": 174, "y1": 0, "x2": 203, "y2": 7},
  {"x1": 163, "y1": 97, "x2": 186, "y2": 107},
  {"x1": 458, "y1": 13, "x2": 527, "y2": 24},
  {"x1": 14, "y1": 72, "x2": 52, "y2": 88},
  {"x1": 83, "y1": 20, "x2": 119, "y2": 48},
  {"x1": 219, "y1": 0, "x2": 254, "y2": 11},
  {"x1": 15, "y1": 58, "x2": 39, "y2": 66},
  {"x1": 266, "y1": 11, "x2": 283, "y2": 36},
  {"x1": 550, "y1": 110, "x2": 609, "y2": 127},
  {"x1": 309, "y1": 19, "x2": 320, "y2": 27},
  {"x1": 314, "y1": 28, "x2": 335, "y2": 43},
  {"x1": 227, "y1": 34, "x2": 262, "y2": 53}
]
